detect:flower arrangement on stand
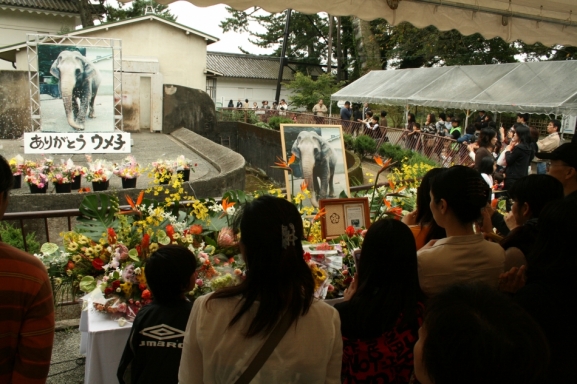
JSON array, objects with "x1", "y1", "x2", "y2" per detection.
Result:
[
  {"x1": 48, "y1": 159, "x2": 77, "y2": 193},
  {"x1": 151, "y1": 159, "x2": 175, "y2": 184},
  {"x1": 85, "y1": 156, "x2": 113, "y2": 191},
  {"x1": 23, "y1": 159, "x2": 51, "y2": 193},
  {"x1": 9, "y1": 155, "x2": 24, "y2": 188},
  {"x1": 175, "y1": 155, "x2": 196, "y2": 182},
  {"x1": 114, "y1": 155, "x2": 142, "y2": 188}
]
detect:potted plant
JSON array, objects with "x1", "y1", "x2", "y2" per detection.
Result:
[
  {"x1": 24, "y1": 166, "x2": 48, "y2": 194},
  {"x1": 151, "y1": 159, "x2": 175, "y2": 185},
  {"x1": 48, "y1": 160, "x2": 76, "y2": 193},
  {"x1": 114, "y1": 155, "x2": 141, "y2": 189},
  {"x1": 9, "y1": 155, "x2": 24, "y2": 189},
  {"x1": 85, "y1": 156, "x2": 113, "y2": 191},
  {"x1": 175, "y1": 155, "x2": 196, "y2": 182}
]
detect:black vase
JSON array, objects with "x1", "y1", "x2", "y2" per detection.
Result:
[
  {"x1": 159, "y1": 173, "x2": 172, "y2": 185},
  {"x1": 55, "y1": 183, "x2": 72, "y2": 194},
  {"x1": 29, "y1": 183, "x2": 48, "y2": 194},
  {"x1": 71, "y1": 175, "x2": 82, "y2": 189},
  {"x1": 92, "y1": 180, "x2": 110, "y2": 191},
  {"x1": 12, "y1": 174, "x2": 21, "y2": 189},
  {"x1": 177, "y1": 169, "x2": 190, "y2": 182},
  {"x1": 121, "y1": 177, "x2": 137, "y2": 189}
]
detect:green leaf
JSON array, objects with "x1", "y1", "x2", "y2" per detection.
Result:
[
  {"x1": 40, "y1": 242, "x2": 59, "y2": 255},
  {"x1": 79, "y1": 276, "x2": 96, "y2": 293},
  {"x1": 498, "y1": 199, "x2": 507, "y2": 211},
  {"x1": 156, "y1": 229, "x2": 171, "y2": 245},
  {"x1": 339, "y1": 190, "x2": 349, "y2": 199},
  {"x1": 205, "y1": 236, "x2": 217, "y2": 247},
  {"x1": 128, "y1": 249, "x2": 140, "y2": 261},
  {"x1": 78, "y1": 194, "x2": 118, "y2": 226}
]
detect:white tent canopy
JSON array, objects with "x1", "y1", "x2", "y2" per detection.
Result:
[
  {"x1": 145, "y1": 0, "x2": 577, "y2": 46},
  {"x1": 330, "y1": 61, "x2": 577, "y2": 115}
]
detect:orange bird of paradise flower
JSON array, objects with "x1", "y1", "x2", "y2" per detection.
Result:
[
  {"x1": 221, "y1": 197, "x2": 235, "y2": 212},
  {"x1": 300, "y1": 180, "x2": 308, "y2": 192},
  {"x1": 118, "y1": 190, "x2": 145, "y2": 216},
  {"x1": 374, "y1": 155, "x2": 392, "y2": 170},
  {"x1": 271, "y1": 154, "x2": 296, "y2": 172},
  {"x1": 313, "y1": 207, "x2": 326, "y2": 221}
]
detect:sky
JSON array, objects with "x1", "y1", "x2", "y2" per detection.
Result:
[{"x1": 167, "y1": 2, "x2": 274, "y2": 55}]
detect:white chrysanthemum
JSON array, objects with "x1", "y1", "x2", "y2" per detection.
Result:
[{"x1": 226, "y1": 206, "x2": 236, "y2": 215}]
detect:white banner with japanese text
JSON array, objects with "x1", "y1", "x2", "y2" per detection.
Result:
[{"x1": 24, "y1": 132, "x2": 131, "y2": 154}]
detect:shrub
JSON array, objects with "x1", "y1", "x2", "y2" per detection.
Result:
[
  {"x1": 343, "y1": 134, "x2": 354, "y2": 150},
  {"x1": 353, "y1": 135, "x2": 377, "y2": 158},
  {"x1": 254, "y1": 122, "x2": 272, "y2": 130},
  {"x1": 378, "y1": 143, "x2": 440, "y2": 168},
  {"x1": 267, "y1": 117, "x2": 295, "y2": 131},
  {"x1": 0, "y1": 221, "x2": 41, "y2": 254}
]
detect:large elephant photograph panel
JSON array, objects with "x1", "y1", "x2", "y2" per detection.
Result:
[
  {"x1": 280, "y1": 124, "x2": 351, "y2": 209},
  {"x1": 38, "y1": 45, "x2": 115, "y2": 133}
]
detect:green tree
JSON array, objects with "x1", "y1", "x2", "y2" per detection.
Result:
[
  {"x1": 104, "y1": 0, "x2": 176, "y2": 23},
  {"x1": 284, "y1": 73, "x2": 345, "y2": 111},
  {"x1": 220, "y1": 8, "x2": 328, "y2": 69}
]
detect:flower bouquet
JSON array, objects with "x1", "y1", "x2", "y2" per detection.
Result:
[
  {"x1": 175, "y1": 155, "x2": 196, "y2": 182},
  {"x1": 24, "y1": 159, "x2": 50, "y2": 193},
  {"x1": 151, "y1": 159, "x2": 175, "y2": 184},
  {"x1": 9, "y1": 155, "x2": 24, "y2": 188},
  {"x1": 85, "y1": 156, "x2": 113, "y2": 191},
  {"x1": 114, "y1": 155, "x2": 141, "y2": 188}
]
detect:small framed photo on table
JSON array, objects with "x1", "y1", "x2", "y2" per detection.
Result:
[{"x1": 319, "y1": 197, "x2": 371, "y2": 239}]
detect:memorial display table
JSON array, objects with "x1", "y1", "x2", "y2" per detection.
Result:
[{"x1": 79, "y1": 307, "x2": 132, "y2": 384}]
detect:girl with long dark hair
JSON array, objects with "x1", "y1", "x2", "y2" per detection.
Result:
[
  {"x1": 402, "y1": 168, "x2": 447, "y2": 249},
  {"x1": 336, "y1": 219, "x2": 423, "y2": 383},
  {"x1": 179, "y1": 196, "x2": 342, "y2": 383}
]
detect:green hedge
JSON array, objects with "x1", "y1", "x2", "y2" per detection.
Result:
[
  {"x1": 353, "y1": 135, "x2": 377, "y2": 159},
  {"x1": 378, "y1": 143, "x2": 439, "y2": 167},
  {"x1": 343, "y1": 134, "x2": 354, "y2": 150},
  {"x1": 267, "y1": 117, "x2": 295, "y2": 131},
  {"x1": 0, "y1": 222, "x2": 40, "y2": 254}
]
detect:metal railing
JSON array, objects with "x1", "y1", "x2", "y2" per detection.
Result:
[{"x1": 216, "y1": 108, "x2": 470, "y2": 166}]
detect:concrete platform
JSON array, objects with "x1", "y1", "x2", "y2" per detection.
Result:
[{"x1": 1, "y1": 130, "x2": 219, "y2": 197}]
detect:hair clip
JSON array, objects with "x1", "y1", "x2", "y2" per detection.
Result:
[{"x1": 281, "y1": 223, "x2": 297, "y2": 249}]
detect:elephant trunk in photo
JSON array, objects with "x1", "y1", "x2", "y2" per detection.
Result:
[
  {"x1": 59, "y1": 77, "x2": 84, "y2": 130},
  {"x1": 291, "y1": 130, "x2": 337, "y2": 208}
]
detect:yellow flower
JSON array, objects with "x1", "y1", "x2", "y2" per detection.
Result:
[
  {"x1": 137, "y1": 268, "x2": 147, "y2": 284},
  {"x1": 149, "y1": 243, "x2": 159, "y2": 252},
  {"x1": 72, "y1": 255, "x2": 82, "y2": 262},
  {"x1": 120, "y1": 282, "x2": 133, "y2": 297},
  {"x1": 67, "y1": 242, "x2": 79, "y2": 252}
]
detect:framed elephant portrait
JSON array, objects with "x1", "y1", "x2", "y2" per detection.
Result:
[
  {"x1": 280, "y1": 124, "x2": 351, "y2": 209},
  {"x1": 36, "y1": 44, "x2": 115, "y2": 133}
]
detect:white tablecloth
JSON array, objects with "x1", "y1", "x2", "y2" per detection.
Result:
[{"x1": 79, "y1": 308, "x2": 132, "y2": 384}]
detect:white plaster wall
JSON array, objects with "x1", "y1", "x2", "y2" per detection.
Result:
[
  {"x1": 0, "y1": 10, "x2": 77, "y2": 70},
  {"x1": 215, "y1": 77, "x2": 294, "y2": 108},
  {"x1": 121, "y1": 71, "x2": 162, "y2": 132},
  {"x1": 78, "y1": 20, "x2": 207, "y2": 90}
]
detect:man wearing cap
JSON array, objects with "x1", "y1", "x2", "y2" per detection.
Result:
[
  {"x1": 533, "y1": 120, "x2": 561, "y2": 174},
  {"x1": 537, "y1": 143, "x2": 577, "y2": 200}
]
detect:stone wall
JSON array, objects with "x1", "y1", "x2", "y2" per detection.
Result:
[
  {"x1": 0, "y1": 70, "x2": 30, "y2": 139},
  {"x1": 163, "y1": 84, "x2": 217, "y2": 135}
]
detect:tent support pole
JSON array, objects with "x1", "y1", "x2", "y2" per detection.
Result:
[{"x1": 465, "y1": 109, "x2": 470, "y2": 129}]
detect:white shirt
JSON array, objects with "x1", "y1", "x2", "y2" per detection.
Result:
[{"x1": 179, "y1": 293, "x2": 343, "y2": 384}]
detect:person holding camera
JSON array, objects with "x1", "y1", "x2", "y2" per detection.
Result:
[{"x1": 312, "y1": 99, "x2": 327, "y2": 117}]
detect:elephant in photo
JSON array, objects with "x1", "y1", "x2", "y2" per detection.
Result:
[
  {"x1": 291, "y1": 131, "x2": 337, "y2": 207},
  {"x1": 50, "y1": 51, "x2": 101, "y2": 131}
]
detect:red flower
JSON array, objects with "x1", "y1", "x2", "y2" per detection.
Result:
[
  {"x1": 190, "y1": 224, "x2": 203, "y2": 235},
  {"x1": 107, "y1": 228, "x2": 117, "y2": 244},
  {"x1": 139, "y1": 283, "x2": 147, "y2": 291},
  {"x1": 92, "y1": 258, "x2": 104, "y2": 270},
  {"x1": 166, "y1": 225, "x2": 174, "y2": 241},
  {"x1": 345, "y1": 226, "x2": 355, "y2": 237},
  {"x1": 66, "y1": 261, "x2": 75, "y2": 271},
  {"x1": 141, "y1": 289, "x2": 151, "y2": 300},
  {"x1": 303, "y1": 252, "x2": 311, "y2": 262},
  {"x1": 104, "y1": 288, "x2": 113, "y2": 295},
  {"x1": 141, "y1": 233, "x2": 150, "y2": 250},
  {"x1": 112, "y1": 280, "x2": 121, "y2": 289},
  {"x1": 343, "y1": 277, "x2": 353, "y2": 285},
  {"x1": 135, "y1": 245, "x2": 142, "y2": 256}
]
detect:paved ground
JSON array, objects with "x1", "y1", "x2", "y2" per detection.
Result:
[
  {"x1": 47, "y1": 329, "x2": 85, "y2": 384},
  {"x1": 40, "y1": 94, "x2": 115, "y2": 133},
  {"x1": 1, "y1": 131, "x2": 219, "y2": 195}
]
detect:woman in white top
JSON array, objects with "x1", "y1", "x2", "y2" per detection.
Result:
[
  {"x1": 478, "y1": 156, "x2": 496, "y2": 201},
  {"x1": 179, "y1": 196, "x2": 342, "y2": 384},
  {"x1": 417, "y1": 166, "x2": 505, "y2": 298}
]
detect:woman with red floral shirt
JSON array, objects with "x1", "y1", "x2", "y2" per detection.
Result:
[{"x1": 335, "y1": 219, "x2": 424, "y2": 383}]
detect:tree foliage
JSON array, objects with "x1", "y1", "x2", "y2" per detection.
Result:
[
  {"x1": 369, "y1": 20, "x2": 576, "y2": 69},
  {"x1": 104, "y1": 0, "x2": 176, "y2": 23},
  {"x1": 220, "y1": 8, "x2": 328, "y2": 68},
  {"x1": 284, "y1": 73, "x2": 345, "y2": 111}
]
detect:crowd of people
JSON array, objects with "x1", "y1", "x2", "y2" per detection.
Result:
[
  {"x1": 227, "y1": 98, "x2": 291, "y2": 114},
  {"x1": 2, "y1": 130, "x2": 576, "y2": 383}
]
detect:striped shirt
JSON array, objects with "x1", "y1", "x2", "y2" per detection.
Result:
[{"x1": 0, "y1": 242, "x2": 54, "y2": 384}]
